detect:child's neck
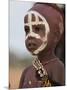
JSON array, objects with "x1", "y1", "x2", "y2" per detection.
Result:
[{"x1": 37, "y1": 48, "x2": 57, "y2": 64}]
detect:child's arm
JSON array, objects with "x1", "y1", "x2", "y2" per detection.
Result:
[{"x1": 19, "y1": 68, "x2": 28, "y2": 88}]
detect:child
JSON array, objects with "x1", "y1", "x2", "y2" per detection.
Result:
[{"x1": 19, "y1": 3, "x2": 65, "y2": 88}]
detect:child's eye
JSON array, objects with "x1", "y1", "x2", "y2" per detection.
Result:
[
  {"x1": 24, "y1": 26, "x2": 30, "y2": 35},
  {"x1": 33, "y1": 25, "x2": 41, "y2": 33},
  {"x1": 35, "y1": 26, "x2": 40, "y2": 32}
]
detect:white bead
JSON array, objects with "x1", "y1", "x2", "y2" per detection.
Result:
[{"x1": 29, "y1": 81, "x2": 32, "y2": 85}]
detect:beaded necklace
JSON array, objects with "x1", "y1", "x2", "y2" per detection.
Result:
[{"x1": 32, "y1": 56, "x2": 57, "y2": 86}]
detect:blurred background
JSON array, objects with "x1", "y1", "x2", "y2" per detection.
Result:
[{"x1": 9, "y1": 0, "x2": 35, "y2": 88}]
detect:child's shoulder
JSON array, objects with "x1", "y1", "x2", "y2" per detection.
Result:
[
  {"x1": 44, "y1": 58, "x2": 64, "y2": 71},
  {"x1": 22, "y1": 65, "x2": 35, "y2": 75},
  {"x1": 46, "y1": 58, "x2": 64, "y2": 68},
  {"x1": 50, "y1": 58, "x2": 65, "y2": 85},
  {"x1": 52, "y1": 58, "x2": 64, "y2": 68},
  {"x1": 19, "y1": 65, "x2": 35, "y2": 88}
]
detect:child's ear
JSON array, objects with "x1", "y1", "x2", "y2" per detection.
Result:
[
  {"x1": 54, "y1": 31, "x2": 61, "y2": 43},
  {"x1": 55, "y1": 22, "x2": 64, "y2": 43},
  {"x1": 54, "y1": 36, "x2": 59, "y2": 43}
]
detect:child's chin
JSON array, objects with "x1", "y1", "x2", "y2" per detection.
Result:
[
  {"x1": 30, "y1": 51, "x2": 38, "y2": 55},
  {"x1": 31, "y1": 52, "x2": 37, "y2": 55},
  {"x1": 28, "y1": 50, "x2": 37, "y2": 55},
  {"x1": 29, "y1": 50, "x2": 35, "y2": 54}
]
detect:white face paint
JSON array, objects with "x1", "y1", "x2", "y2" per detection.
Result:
[{"x1": 24, "y1": 11, "x2": 50, "y2": 55}]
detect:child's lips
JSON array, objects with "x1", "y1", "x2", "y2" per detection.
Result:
[{"x1": 27, "y1": 42, "x2": 37, "y2": 51}]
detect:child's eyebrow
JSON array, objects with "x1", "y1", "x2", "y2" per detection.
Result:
[{"x1": 32, "y1": 24, "x2": 45, "y2": 27}]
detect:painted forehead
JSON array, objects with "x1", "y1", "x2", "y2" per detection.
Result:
[
  {"x1": 24, "y1": 11, "x2": 50, "y2": 33},
  {"x1": 24, "y1": 13, "x2": 43, "y2": 23},
  {"x1": 24, "y1": 11, "x2": 47, "y2": 25}
]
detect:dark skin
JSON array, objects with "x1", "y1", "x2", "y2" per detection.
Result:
[
  {"x1": 19, "y1": 14, "x2": 65, "y2": 88},
  {"x1": 25, "y1": 24, "x2": 46, "y2": 53},
  {"x1": 24, "y1": 15, "x2": 56, "y2": 62}
]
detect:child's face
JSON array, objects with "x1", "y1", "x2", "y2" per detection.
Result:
[{"x1": 24, "y1": 11, "x2": 50, "y2": 55}]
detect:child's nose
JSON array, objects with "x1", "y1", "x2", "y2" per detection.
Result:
[
  {"x1": 28, "y1": 36, "x2": 35, "y2": 40},
  {"x1": 27, "y1": 37, "x2": 36, "y2": 47}
]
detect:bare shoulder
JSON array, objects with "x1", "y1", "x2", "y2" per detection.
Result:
[
  {"x1": 51, "y1": 58, "x2": 65, "y2": 85},
  {"x1": 53, "y1": 58, "x2": 64, "y2": 68},
  {"x1": 19, "y1": 65, "x2": 34, "y2": 88},
  {"x1": 22, "y1": 65, "x2": 35, "y2": 76},
  {"x1": 49, "y1": 58, "x2": 64, "y2": 69},
  {"x1": 50, "y1": 58, "x2": 64, "y2": 74}
]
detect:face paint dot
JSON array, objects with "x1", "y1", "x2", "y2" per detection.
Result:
[{"x1": 29, "y1": 81, "x2": 32, "y2": 85}]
